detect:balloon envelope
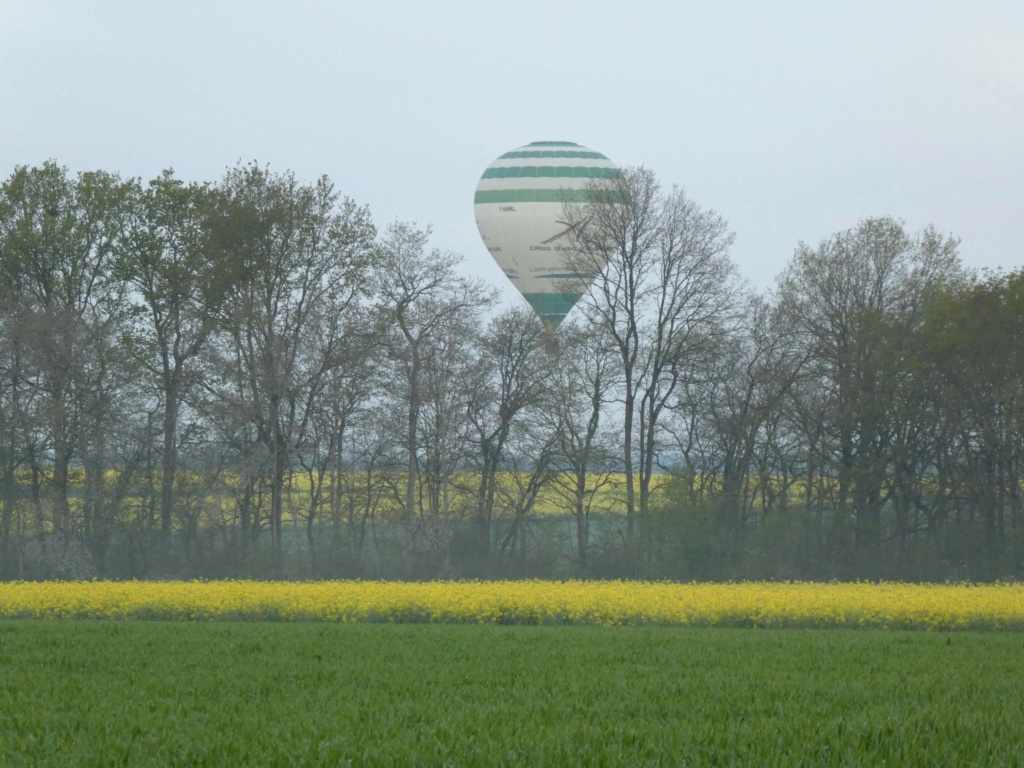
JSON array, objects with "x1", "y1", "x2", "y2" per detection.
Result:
[{"x1": 474, "y1": 141, "x2": 620, "y2": 327}]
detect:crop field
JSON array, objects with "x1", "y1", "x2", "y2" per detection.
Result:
[
  {"x1": 4, "y1": 580, "x2": 1023, "y2": 764},
  {"x1": 1, "y1": 468, "x2": 648, "y2": 518},
  {"x1": 3, "y1": 579, "x2": 1024, "y2": 629},
  {"x1": 2, "y1": 621, "x2": 1023, "y2": 766}
]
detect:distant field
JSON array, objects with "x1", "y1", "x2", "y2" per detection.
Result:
[
  {"x1": 0, "y1": 466, "x2": 842, "y2": 519},
  {"x1": 0, "y1": 468, "x2": 647, "y2": 517},
  {"x1": 1, "y1": 622, "x2": 1022, "y2": 766}
]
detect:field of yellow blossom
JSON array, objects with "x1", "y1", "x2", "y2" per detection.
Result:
[{"x1": 2, "y1": 580, "x2": 1023, "y2": 629}]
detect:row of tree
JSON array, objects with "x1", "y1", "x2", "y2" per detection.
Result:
[{"x1": 0, "y1": 161, "x2": 1021, "y2": 581}]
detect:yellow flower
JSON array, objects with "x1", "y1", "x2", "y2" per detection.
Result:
[{"x1": 1, "y1": 580, "x2": 1022, "y2": 629}]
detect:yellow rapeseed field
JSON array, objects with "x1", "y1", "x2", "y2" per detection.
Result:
[{"x1": 2, "y1": 580, "x2": 1024, "y2": 629}]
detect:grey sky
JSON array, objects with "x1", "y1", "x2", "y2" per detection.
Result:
[{"x1": 2, "y1": 0, "x2": 1021, "y2": 306}]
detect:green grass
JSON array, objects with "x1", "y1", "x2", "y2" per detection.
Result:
[{"x1": 1, "y1": 622, "x2": 1022, "y2": 766}]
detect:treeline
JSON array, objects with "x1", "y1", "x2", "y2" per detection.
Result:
[{"x1": 0, "y1": 161, "x2": 1021, "y2": 581}]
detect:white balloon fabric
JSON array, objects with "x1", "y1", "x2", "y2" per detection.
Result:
[{"x1": 474, "y1": 141, "x2": 621, "y2": 327}]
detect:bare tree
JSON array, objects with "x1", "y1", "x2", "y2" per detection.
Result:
[
  {"x1": 296, "y1": 321, "x2": 379, "y2": 575},
  {"x1": 565, "y1": 167, "x2": 741, "y2": 559},
  {"x1": 205, "y1": 163, "x2": 375, "y2": 564},
  {"x1": 371, "y1": 222, "x2": 494, "y2": 557},
  {"x1": 465, "y1": 306, "x2": 551, "y2": 564},
  {"x1": 684, "y1": 295, "x2": 803, "y2": 538},
  {"x1": 543, "y1": 320, "x2": 619, "y2": 573}
]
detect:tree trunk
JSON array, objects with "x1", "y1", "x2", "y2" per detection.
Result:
[
  {"x1": 52, "y1": 403, "x2": 71, "y2": 551},
  {"x1": 1, "y1": 347, "x2": 19, "y2": 578},
  {"x1": 623, "y1": 380, "x2": 636, "y2": 547},
  {"x1": 404, "y1": 356, "x2": 420, "y2": 554},
  {"x1": 160, "y1": 376, "x2": 179, "y2": 546},
  {"x1": 575, "y1": 466, "x2": 588, "y2": 572},
  {"x1": 271, "y1": 434, "x2": 286, "y2": 564}
]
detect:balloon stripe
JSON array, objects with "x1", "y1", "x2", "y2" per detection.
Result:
[
  {"x1": 498, "y1": 150, "x2": 609, "y2": 160},
  {"x1": 480, "y1": 167, "x2": 623, "y2": 180},
  {"x1": 474, "y1": 189, "x2": 626, "y2": 204}
]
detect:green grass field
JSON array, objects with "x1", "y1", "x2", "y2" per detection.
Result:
[{"x1": 1, "y1": 623, "x2": 1022, "y2": 766}]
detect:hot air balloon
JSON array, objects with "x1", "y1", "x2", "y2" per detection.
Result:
[{"x1": 474, "y1": 141, "x2": 621, "y2": 327}]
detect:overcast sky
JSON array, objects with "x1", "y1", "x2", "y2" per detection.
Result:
[{"x1": 2, "y1": 0, "x2": 1021, "y2": 307}]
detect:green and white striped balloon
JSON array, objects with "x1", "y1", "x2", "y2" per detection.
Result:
[{"x1": 474, "y1": 141, "x2": 621, "y2": 327}]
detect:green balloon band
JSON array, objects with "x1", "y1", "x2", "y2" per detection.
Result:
[
  {"x1": 522, "y1": 292, "x2": 582, "y2": 327},
  {"x1": 479, "y1": 166, "x2": 621, "y2": 180},
  {"x1": 474, "y1": 189, "x2": 626, "y2": 205}
]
